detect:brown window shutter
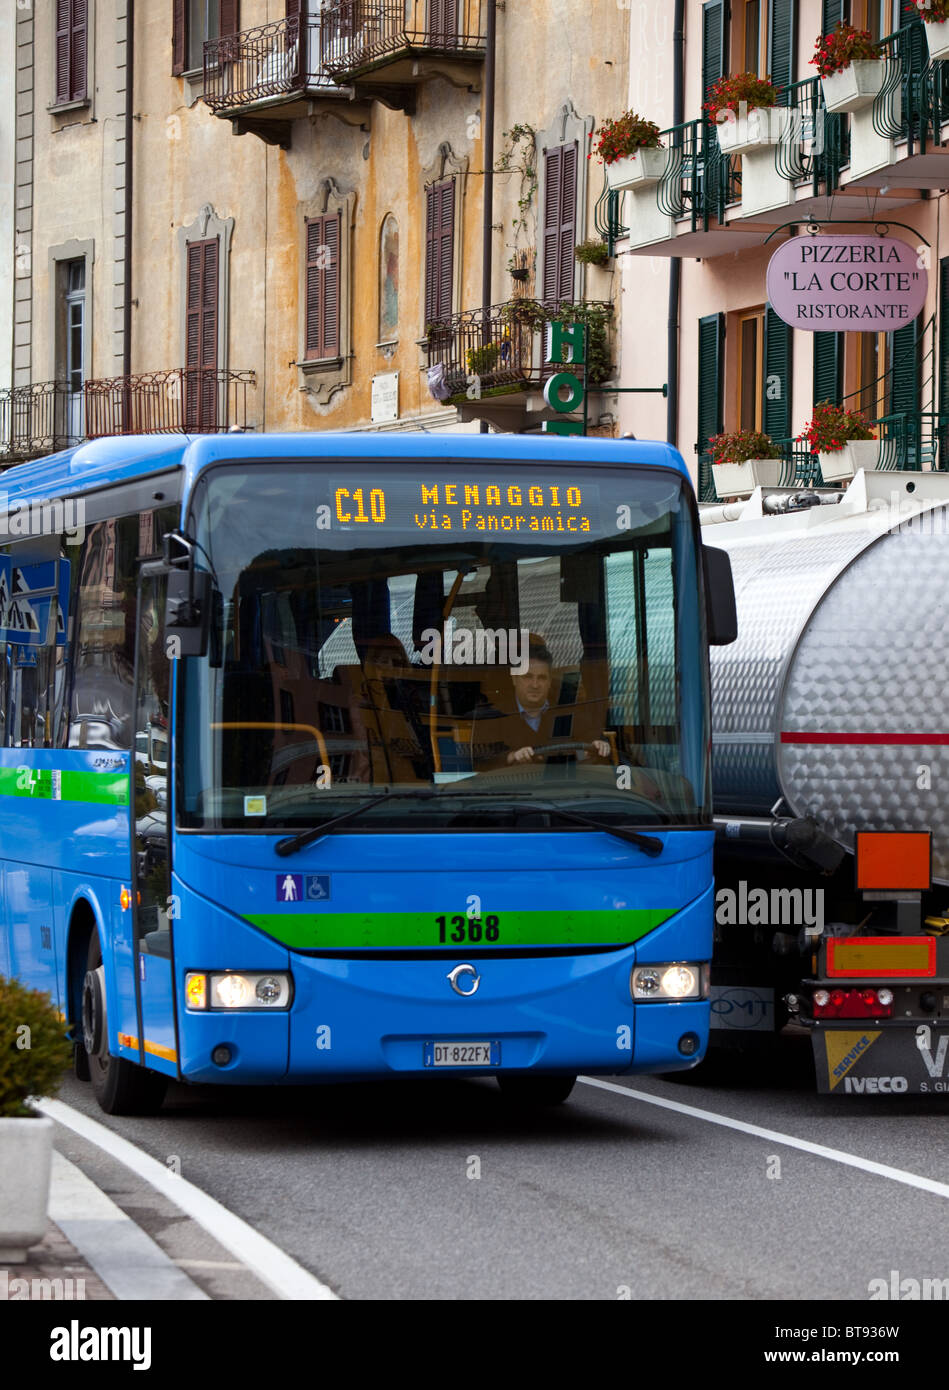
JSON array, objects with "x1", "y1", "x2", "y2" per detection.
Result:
[
  {"x1": 424, "y1": 185, "x2": 438, "y2": 326},
  {"x1": 437, "y1": 180, "x2": 454, "y2": 322},
  {"x1": 186, "y1": 239, "x2": 219, "y2": 429},
  {"x1": 56, "y1": 0, "x2": 72, "y2": 103},
  {"x1": 305, "y1": 214, "x2": 342, "y2": 360},
  {"x1": 429, "y1": 0, "x2": 458, "y2": 47},
  {"x1": 219, "y1": 0, "x2": 240, "y2": 38},
  {"x1": 323, "y1": 213, "x2": 340, "y2": 356},
  {"x1": 558, "y1": 141, "x2": 577, "y2": 302},
  {"x1": 305, "y1": 218, "x2": 323, "y2": 359},
  {"x1": 542, "y1": 146, "x2": 562, "y2": 303},
  {"x1": 71, "y1": 0, "x2": 88, "y2": 102},
  {"x1": 285, "y1": 0, "x2": 302, "y2": 16},
  {"x1": 172, "y1": 0, "x2": 187, "y2": 75}
]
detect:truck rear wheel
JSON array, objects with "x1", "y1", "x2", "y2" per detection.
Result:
[{"x1": 83, "y1": 936, "x2": 167, "y2": 1116}]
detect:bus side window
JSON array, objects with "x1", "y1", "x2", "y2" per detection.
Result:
[{"x1": 67, "y1": 517, "x2": 139, "y2": 751}]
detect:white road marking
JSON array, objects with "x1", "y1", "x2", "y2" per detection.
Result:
[
  {"x1": 49, "y1": 1152, "x2": 208, "y2": 1301},
  {"x1": 579, "y1": 1077, "x2": 949, "y2": 1200},
  {"x1": 39, "y1": 1099, "x2": 338, "y2": 1300}
]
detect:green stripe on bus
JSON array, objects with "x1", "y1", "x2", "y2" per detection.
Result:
[
  {"x1": 0, "y1": 767, "x2": 129, "y2": 806},
  {"x1": 245, "y1": 908, "x2": 675, "y2": 951}
]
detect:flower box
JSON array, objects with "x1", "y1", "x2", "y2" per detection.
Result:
[
  {"x1": 715, "y1": 108, "x2": 773, "y2": 155},
  {"x1": 605, "y1": 147, "x2": 668, "y2": 190},
  {"x1": 0, "y1": 1115, "x2": 53, "y2": 1262},
  {"x1": 925, "y1": 19, "x2": 949, "y2": 62},
  {"x1": 820, "y1": 60, "x2": 885, "y2": 113},
  {"x1": 712, "y1": 458, "x2": 783, "y2": 497},
  {"x1": 818, "y1": 439, "x2": 879, "y2": 482}
]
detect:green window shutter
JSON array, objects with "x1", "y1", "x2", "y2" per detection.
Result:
[
  {"x1": 812, "y1": 332, "x2": 841, "y2": 407},
  {"x1": 701, "y1": 0, "x2": 726, "y2": 105},
  {"x1": 940, "y1": 259, "x2": 949, "y2": 464},
  {"x1": 821, "y1": 1, "x2": 843, "y2": 33},
  {"x1": 763, "y1": 305, "x2": 791, "y2": 443},
  {"x1": 890, "y1": 322, "x2": 920, "y2": 417},
  {"x1": 768, "y1": 0, "x2": 795, "y2": 100},
  {"x1": 697, "y1": 313, "x2": 725, "y2": 502}
]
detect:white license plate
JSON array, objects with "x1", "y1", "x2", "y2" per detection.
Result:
[{"x1": 423, "y1": 1041, "x2": 500, "y2": 1067}]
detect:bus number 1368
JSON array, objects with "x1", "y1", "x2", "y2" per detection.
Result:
[{"x1": 436, "y1": 915, "x2": 500, "y2": 944}]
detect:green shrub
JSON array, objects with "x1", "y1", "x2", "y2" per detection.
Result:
[
  {"x1": 0, "y1": 975, "x2": 73, "y2": 1118},
  {"x1": 574, "y1": 238, "x2": 611, "y2": 267}
]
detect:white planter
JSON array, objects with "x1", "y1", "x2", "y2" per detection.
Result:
[
  {"x1": 738, "y1": 127, "x2": 796, "y2": 217},
  {"x1": 0, "y1": 1115, "x2": 53, "y2": 1262},
  {"x1": 605, "y1": 147, "x2": 668, "y2": 190},
  {"x1": 818, "y1": 439, "x2": 879, "y2": 482},
  {"x1": 715, "y1": 108, "x2": 773, "y2": 155},
  {"x1": 712, "y1": 459, "x2": 784, "y2": 498},
  {"x1": 925, "y1": 19, "x2": 949, "y2": 62},
  {"x1": 820, "y1": 60, "x2": 885, "y2": 114}
]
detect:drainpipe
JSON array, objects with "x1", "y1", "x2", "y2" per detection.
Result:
[
  {"x1": 666, "y1": 0, "x2": 684, "y2": 446},
  {"x1": 479, "y1": 0, "x2": 496, "y2": 435},
  {"x1": 122, "y1": 0, "x2": 135, "y2": 426}
]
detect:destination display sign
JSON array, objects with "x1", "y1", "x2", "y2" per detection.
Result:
[
  {"x1": 330, "y1": 473, "x2": 602, "y2": 540},
  {"x1": 766, "y1": 235, "x2": 928, "y2": 331}
]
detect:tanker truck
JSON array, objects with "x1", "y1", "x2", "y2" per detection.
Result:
[{"x1": 704, "y1": 468, "x2": 949, "y2": 1094}]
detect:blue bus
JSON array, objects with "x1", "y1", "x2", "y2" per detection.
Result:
[{"x1": 0, "y1": 432, "x2": 735, "y2": 1113}]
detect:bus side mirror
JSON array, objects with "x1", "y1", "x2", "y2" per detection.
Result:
[
  {"x1": 163, "y1": 532, "x2": 211, "y2": 658},
  {"x1": 703, "y1": 545, "x2": 737, "y2": 646}
]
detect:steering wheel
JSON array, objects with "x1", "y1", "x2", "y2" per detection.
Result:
[{"x1": 526, "y1": 741, "x2": 604, "y2": 762}]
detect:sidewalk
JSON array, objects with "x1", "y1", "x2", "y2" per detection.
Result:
[{"x1": 1, "y1": 1218, "x2": 114, "y2": 1302}]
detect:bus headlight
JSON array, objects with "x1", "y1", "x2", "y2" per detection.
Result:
[
  {"x1": 631, "y1": 963, "x2": 705, "y2": 1002},
  {"x1": 185, "y1": 972, "x2": 292, "y2": 1010}
]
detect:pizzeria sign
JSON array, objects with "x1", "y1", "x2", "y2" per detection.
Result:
[{"x1": 766, "y1": 235, "x2": 927, "y2": 331}]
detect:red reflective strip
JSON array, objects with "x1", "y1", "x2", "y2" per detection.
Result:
[{"x1": 781, "y1": 732, "x2": 949, "y2": 745}]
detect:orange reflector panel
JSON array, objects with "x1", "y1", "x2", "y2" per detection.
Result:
[
  {"x1": 185, "y1": 973, "x2": 207, "y2": 1010},
  {"x1": 855, "y1": 832, "x2": 931, "y2": 892},
  {"x1": 120, "y1": 886, "x2": 131, "y2": 911},
  {"x1": 827, "y1": 936, "x2": 936, "y2": 978}
]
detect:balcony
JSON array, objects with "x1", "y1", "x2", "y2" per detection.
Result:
[
  {"x1": 320, "y1": 0, "x2": 486, "y2": 114},
  {"x1": 0, "y1": 370, "x2": 257, "y2": 464},
  {"x1": 423, "y1": 299, "x2": 614, "y2": 430},
  {"x1": 204, "y1": 16, "x2": 368, "y2": 147}
]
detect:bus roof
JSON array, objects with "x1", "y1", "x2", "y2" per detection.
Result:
[{"x1": 0, "y1": 432, "x2": 692, "y2": 506}]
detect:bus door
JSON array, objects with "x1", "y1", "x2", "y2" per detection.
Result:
[{"x1": 130, "y1": 569, "x2": 177, "y2": 1076}]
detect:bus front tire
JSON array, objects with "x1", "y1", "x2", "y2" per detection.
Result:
[
  {"x1": 496, "y1": 1073, "x2": 577, "y2": 1106},
  {"x1": 82, "y1": 937, "x2": 167, "y2": 1116}
]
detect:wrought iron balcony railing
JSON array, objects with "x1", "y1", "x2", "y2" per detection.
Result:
[
  {"x1": 423, "y1": 300, "x2": 614, "y2": 403},
  {"x1": 0, "y1": 370, "x2": 256, "y2": 462},
  {"x1": 204, "y1": 16, "x2": 335, "y2": 114},
  {"x1": 773, "y1": 76, "x2": 848, "y2": 195},
  {"x1": 320, "y1": 0, "x2": 486, "y2": 80}
]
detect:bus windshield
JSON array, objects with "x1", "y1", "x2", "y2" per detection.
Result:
[{"x1": 178, "y1": 459, "x2": 710, "y2": 831}]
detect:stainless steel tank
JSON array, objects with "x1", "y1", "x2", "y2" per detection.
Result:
[{"x1": 705, "y1": 474, "x2": 949, "y2": 882}]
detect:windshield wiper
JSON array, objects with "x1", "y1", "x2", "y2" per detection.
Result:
[
  {"x1": 275, "y1": 790, "x2": 436, "y2": 857},
  {"x1": 503, "y1": 800, "x2": 664, "y2": 856}
]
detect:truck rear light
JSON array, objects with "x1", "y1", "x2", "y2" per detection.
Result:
[{"x1": 812, "y1": 987, "x2": 894, "y2": 1019}]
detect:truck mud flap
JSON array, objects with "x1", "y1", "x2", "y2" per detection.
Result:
[{"x1": 812, "y1": 1026, "x2": 949, "y2": 1095}]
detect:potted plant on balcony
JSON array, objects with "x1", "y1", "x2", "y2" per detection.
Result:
[
  {"x1": 591, "y1": 112, "x2": 667, "y2": 191},
  {"x1": 574, "y1": 238, "x2": 610, "y2": 268},
  {"x1": 918, "y1": 0, "x2": 949, "y2": 62},
  {"x1": 708, "y1": 429, "x2": 783, "y2": 498},
  {"x1": 799, "y1": 401, "x2": 878, "y2": 482},
  {"x1": 811, "y1": 22, "x2": 884, "y2": 113},
  {"x1": 465, "y1": 343, "x2": 501, "y2": 376},
  {"x1": 705, "y1": 73, "x2": 779, "y2": 154},
  {"x1": 0, "y1": 975, "x2": 72, "y2": 1262}
]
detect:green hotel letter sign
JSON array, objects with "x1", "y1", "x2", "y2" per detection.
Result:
[{"x1": 542, "y1": 320, "x2": 587, "y2": 436}]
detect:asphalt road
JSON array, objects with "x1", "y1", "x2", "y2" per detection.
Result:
[{"x1": 53, "y1": 1038, "x2": 949, "y2": 1301}]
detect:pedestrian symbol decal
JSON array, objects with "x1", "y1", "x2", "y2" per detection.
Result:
[{"x1": 277, "y1": 874, "x2": 303, "y2": 903}]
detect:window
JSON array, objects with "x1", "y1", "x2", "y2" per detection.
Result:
[
  {"x1": 55, "y1": 0, "x2": 88, "y2": 106},
  {"x1": 185, "y1": 239, "x2": 219, "y2": 429},
  {"x1": 737, "y1": 309, "x2": 765, "y2": 432},
  {"x1": 173, "y1": 0, "x2": 239, "y2": 76},
  {"x1": 305, "y1": 214, "x2": 341, "y2": 361},
  {"x1": 63, "y1": 260, "x2": 86, "y2": 443},
  {"x1": 852, "y1": 332, "x2": 890, "y2": 419},
  {"x1": 2, "y1": 545, "x2": 74, "y2": 750},
  {"x1": 742, "y1": 0, "x2": 766, "y2": 75}
]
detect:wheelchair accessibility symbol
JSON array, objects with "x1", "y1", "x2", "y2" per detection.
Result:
[{"x1": 305, "y1": 874, "x2": 331, "y2": 902}]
